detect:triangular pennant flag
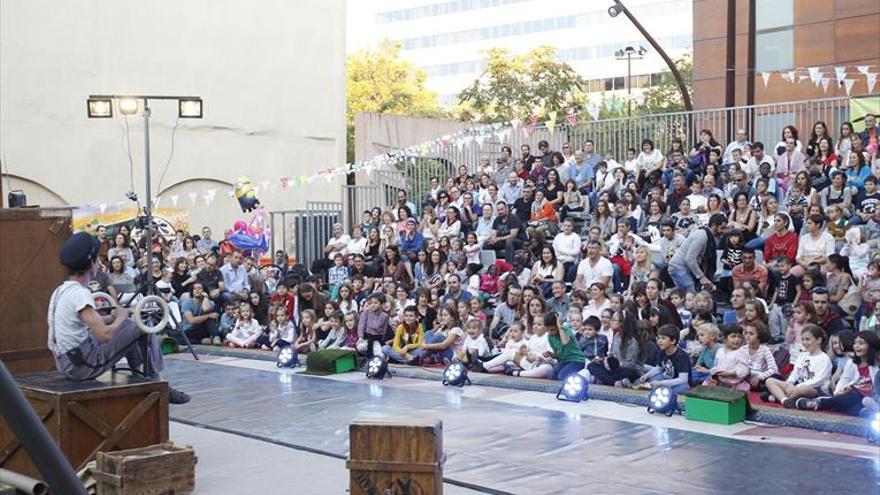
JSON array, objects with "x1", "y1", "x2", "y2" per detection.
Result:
[
  {"x1": 867, "y1": 73, "x2": 877, "y2": 94},
  {"x1": 565, "y1": 107, "x2": 577, "y2": 125},
  {"x1": 821, "y1": 78, "x2": 830, "y2": 92},
  {"x1": 187, "y1": 192, "x2": 198, "y2": 205},
  {"x1": 474, "y1": 135, "x2": 486, "y2": 148},
  {"x1": 843, "y1": 78, "x2": 855, "y2": 96},
  {"x1": 858, "y1": 65, "x2": 870, "y2": 75},
  {"x1": 603, "y1": 98, "x2": 614, "y2": 111},
  {"x1": 280, "y1": 177, "x2": 289, "y2": 189},
  {"x1": 835, "y1": 67, "x2": 847, "y2": 84},
  {"x1": 760, "y1": 72, "x2": 771, "y2": 87},
  {"x1": 170, "y1": 194, "x2": 179, "y2": 206},
  {"x1": 586, "y1": 103, "x2": 600, "y2": 121},
  {"x1": 546, "y1": 111, "x2": 558, "y2": 135},
  {"x1": 808, "y1": 67, "x2": 821, "y2": 86},
  {"x1": 99, "y1": 203, "x2": 107, "y2": 214},
  {"x1": 509, "y1": 118, "x2": 521, "y2": 130},
  {"x1": 786, "y1": 70, "x2": 796, "y2": 82},
  {"x1": 612, "y1": 100, "x2": 624, "y2": 113}
]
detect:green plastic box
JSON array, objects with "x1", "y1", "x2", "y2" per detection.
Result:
[{"x1": 685, "y1": 395, "x2": 747, "y2": 425}]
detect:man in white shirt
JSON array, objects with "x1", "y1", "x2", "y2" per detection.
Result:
[
  {"x1": 575, "y1": 240, "x2": 613, "y2": 290},
  {"x1": 552, "y1": 219, "x2": 582, "y2": 281},
  {"x1": 311, "y1": 223, "x2": 351, "y2": 281},
  {"x1": 744, "y1": 142, "x2": 775, "y2": 179},
  {"x1": 723, "y1": 128, "x2": 751, "y2": 163}
]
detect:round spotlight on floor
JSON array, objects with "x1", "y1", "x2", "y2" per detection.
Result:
[
  {"x1": 276, "y1": 346, "x2": 298, "y2": 368},
  {"x1": 556, "y1": 374, "x2": 589, "y2": 402},
  {"x1": 366, "y1": 355, "x2": 390, "y2": 380},
  {"x1": 442, "y1": 361, "x2": 471, "y2": 387},
  {"x1": 868, "y1": 411, "x2": 880, "y2": 443},
  {"x1": 647, "y1": 386, "x2": 680, "y2": 416}
]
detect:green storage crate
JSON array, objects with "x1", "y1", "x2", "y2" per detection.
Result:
[
  {"x1": 304, "y1": 349, "x2": 357, "y2": 375},
  {"x1": 684, "y1": 386, "x2": 748, "y2": 425}
]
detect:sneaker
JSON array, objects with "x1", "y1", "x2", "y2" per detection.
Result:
[
  {"x1": 212, "y1": 336, "x2": 221, "y2": 345},
  {"x1": 168, "y1": 387, "x2": 191, "y2": 405},
  {"x1": 795, "y1": 398, "x2": 818, "y2": 411},
  {"x1": 782, "y1": 398, "x2": 796, "y2": 409},
  {"x1": 760, "y1": 392, "x2": 773, "y2": 403},
  {"x1": 503, "y1": 364, "x2": 516, "y2": 376},
  {"x1": 200, "y1": 338, "x2": 212, "y2": 345}
]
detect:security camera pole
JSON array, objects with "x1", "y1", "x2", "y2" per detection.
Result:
[{"x1": 608, "y1": 0, "x2": 693, "y2": 111}]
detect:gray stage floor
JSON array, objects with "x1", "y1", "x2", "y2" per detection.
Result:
[{"x1": 164, "y1": 360, "x2": 877, "y2": 495}]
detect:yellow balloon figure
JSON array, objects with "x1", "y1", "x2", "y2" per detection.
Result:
[{"x1": 234, "y1": 177, "x2": 260, "y2": 212}]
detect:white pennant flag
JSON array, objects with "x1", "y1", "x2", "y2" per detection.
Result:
[
  {"x1": 99, "y1": 203, "x2": 107, "y2": 214},
  {"x1": 509, "y1": 119, "x2": 521, "y2": 130},
  {"x1": 807, "y1": 67, "x2": 822, "y2": 86},
  {"x1": 170, "y1": 194, "x2": 179, "y2": 206},
  {"x1": 843, "y1": 78, "x2": 855, "y2": 96},
  {"x1": 835, "y1": 67, "x2": 847, "y2": 84},
  {"x1": 187, "y1": 192, "x2": 198, "y2": 205},
  {"x1": 587, "y1": 103, "x2": 600, "y2": 121},
  {"x1": 867, "y1": 73, "x2": 877, "y2": 94},
  {"x1": 760, "y1": 72, "x2": 771, "y2": 87},
  {"x1": 475, "y1": 135, "x2": 486, "y2": 148},
  {"x1": 858, "y1": 65, "x2": 871, "y2": 75},
  {"x1": 820, "y1": 78, "x2": 830, "y2": 93}
]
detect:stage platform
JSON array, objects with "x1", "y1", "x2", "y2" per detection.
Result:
[{"x1": 162, "y1": 357, "x2": 879, "y2": 495}]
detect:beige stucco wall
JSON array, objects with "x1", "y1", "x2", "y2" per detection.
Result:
[{"x1": 0, "y1": 0, "x2": 347, "y2": 235}]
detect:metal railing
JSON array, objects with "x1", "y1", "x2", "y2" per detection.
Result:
[
  {"x1": 269, "y1": 201, "x2": 342, "y2": 268},
  {"x1": 346, "y1": 95, "x2": 865, "y2": 227}
]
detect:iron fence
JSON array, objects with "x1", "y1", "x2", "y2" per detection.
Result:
[
  {"x1": 346, "y1": 95, "x2": 867, "y2": 228},
  {"x1": 269, "y1": 201, "x2": 342, "y2": 268}
]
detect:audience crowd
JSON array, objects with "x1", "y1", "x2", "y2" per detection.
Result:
[{"x1": 90, "y1": 114, "x2": 880, "y2": 417}]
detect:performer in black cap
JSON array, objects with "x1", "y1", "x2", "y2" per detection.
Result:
[{"x1": 47, "y1": 232, "x2": 190, "y2": 404}]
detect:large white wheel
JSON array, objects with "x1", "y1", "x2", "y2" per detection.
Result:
[
  {"x1": 133, "y1": 295, "x2": 171, "y2": 334},
  {"x1": 91, "y1": 291, "x2": 116, "y2": 316}
]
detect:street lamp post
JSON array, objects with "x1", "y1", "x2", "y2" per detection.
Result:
[
  {"x1": 608, "y1": 0, "x2": 693, "y2": 111},
  {"x1": 615, "y1": 45, "x2": 647, "y2": 116}
]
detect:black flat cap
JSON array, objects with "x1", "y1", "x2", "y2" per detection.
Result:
[{"x1": 60, "y1": 232, "x2": 100, "y2": 271}]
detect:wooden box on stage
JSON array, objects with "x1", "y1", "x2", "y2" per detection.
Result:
[
  {"x1": 93, "y1": 443, "x2": 196, "y2": 495},
  {"x1": 0, "y1": 372, "x2": 169, "y2": 479},
  {"x1": 0, "y1": 207, "x2": 72, "y2": 374},
  {"x1": 347, "y1": 419, "x2": 444, "y2": 495}
]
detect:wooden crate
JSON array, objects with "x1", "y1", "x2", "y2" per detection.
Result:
[
  {"x1": 347, "y1": 420, "x2": 444, "y2": 495},
  {"x1": 93, "y1": 443, "x2": 196, "y2": 495},
  {"x1": 0, "y1": 208, "x2": 72, "y2": 374},
  {"x1": 0, "y1": 372, "x2": 169, "y2": 479}
]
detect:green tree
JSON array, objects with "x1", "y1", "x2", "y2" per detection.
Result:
[
  {"x1": 457, "y1": 46, "x2": 586, "y2": 123},
  {"x1": 346, "y1": 40, "x2": 446, "y2": 162},
  {"x1": 639, "y1": 53, "x2": 693, "y2": 115}
]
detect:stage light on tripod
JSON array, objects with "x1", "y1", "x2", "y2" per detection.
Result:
[
  {"x1": 647, "y1": 386, "x2": 680, "y2": 416},
  {"x1": 365, "y1": 355, "x2": 389, "y2": 380},
  {"x1": 178, "y1": 98, "x2": 203, "y2": 118},
  {"x1": 118, "y1": 98, "x2": 139, "y2": 115},
  {"x1": 276, "y1": 346, "x2": 298, "y2": 368},
  {"x1": 442, "y1": 362, "x2": 470, "y2": 387},
  {"x1": 86, "y1": 98, "x2": 113, "y2": 118},
  {"x1": 556, "y1": 374, "x2": 589, "y2": 402}
]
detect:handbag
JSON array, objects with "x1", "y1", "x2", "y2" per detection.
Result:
[{"x1": 840, "y1": 283, "x2": 862, "y2": 315}]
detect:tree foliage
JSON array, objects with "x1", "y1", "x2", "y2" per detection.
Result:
[
  {"x1": 346, "y1": 40, "x2": 445, "y2": 162},
  {"x1": 639, "y1": 53, "x2": 693, "y2": 115},
  {"x1": 457, "y1": 46, "x2": 587, "y2": 123}
]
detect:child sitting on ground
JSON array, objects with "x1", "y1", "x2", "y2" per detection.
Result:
[
  {"x1": 707, "y1": 324, "x2": 750, "y2": 390},
  {"x1": 459, "y1": 318, "x2": 490, "y2": 367},
  {"x1": 795, "y1": 331, "x2": 880, "y2": 414},
  {"x1": 258, "y1": 306, "x2": 296, "y2": 350},
  {"x1": 342, "y1": 312, "x2": 361, "y2": 352},
  {"x1": 744, "y1": 320, "x2": 779, "y2": 390},
  {"x1": 577, "y1": 316, "x2": 608, "y2": 362},
  {"x1": 479, "y1": 322, "x2": 528, "y2": 373},
  {"x1": 764, "y1": 324, "x2": 832, "y2": 408},
  {"x1": 318, "y1": 310, "x2": 347, "y2": 350},
  {"x1": 638, "y1": 324, "x2": 693, "y2": 394},
  {"x1": 691, "y1": 323, "x2": 719, "y2": 384},
  {"x1": 358, "y1": 293, "x2": 391, "y2": 358},
  {"x1": 510, "y1": 315, "x2": 554, "y2": 378},
  {"x1": 382, "y1": 306, "x2": 425, "y2": 364},
  {"x1": 219, "y1": 303, "x2": 239, "y2": 341},
  {"x1": 226, "y1": 302, "x2": 262, "y2": 348},
  {"x1": 294, "y1": 309, "x2": 318, "y2": 355}
]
